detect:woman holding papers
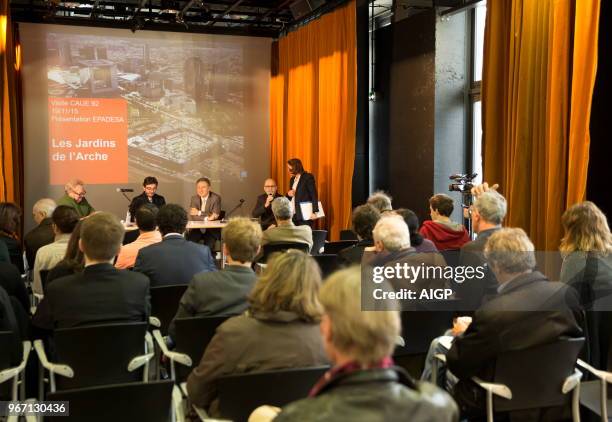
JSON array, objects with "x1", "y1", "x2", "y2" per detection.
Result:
[{"x1": 286, "y1": 158, "x2": 320, "y2": 227}]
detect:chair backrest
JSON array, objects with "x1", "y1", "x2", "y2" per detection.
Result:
[
  {"x1": 46, "y1": 380, "x2": 174, "y2": 422},
  {"x1": 394, "y1": 310, "x2": 455, "y2": 356},
  {"x1": 313, "y1": 254, "x2": 340, "y2": 278},
  {"x1": 440, "y1": 249, "x2": 461, "y2": 268},
  {"x1": 261, "y1": 242, "x2": 310, "y2": 263},
  {"x1": 311, "y1": 230, "x2": 327, "y2": 255},
  {"x1": 492, "y1": 337, "x2": 585, "y2": 412},
  {"x1": 323, "y1": 240, "x2": 358, "y2": 255},
  {"x1": 0, "y1": 331, "x2": 17, "y2": 399},
  {"x1": 150, "y1": 284, "x2": 189, "y2": 335},
  {"x1": 340, "y1": 230, "x2": 358, "y2": 241},
  {"x1": 218, "y1": 366, "x2": 329, "y2": 422},
  {"x1": 52, "y1": 322, "x2": 148, "y2": 391},
  {"x1": 173, "y1": 316, "x2": 230, "y2": 382}
]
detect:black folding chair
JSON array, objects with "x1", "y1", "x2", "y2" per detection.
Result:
[
  {"x1": 340, "y1": 230, "x2": 358, "y2": 241},
  {"x1": 323, "y1": 240, "x2": 358, "y2": 255},
  {"x1": 217, "y1": 366, "x2": 329, "y2": 422},
  {"x1": 0, "y1": 331, "x2": 31, "y2": 401},
  {"x1": 34, "y1": 322, "x2": 153, "y2": 395},
  {"x1": 153, "y1": 316, "x2": 230, "y2": 382},
  {"x1": 259, "y1": 242, "x2": 310, "y2": 264},
  {"x1": 313, "y1": 254, "x2": 340, "y2": 278},
  {"x1": 311, "y1": 230, "x2": 327, "y2": 255},
  {"x1": 46, "y1": 380, "x2": 174, "y2": 422},
  {"x1": 436, "y1": 338, "x2": 585, "y2": 422},
  {"x1": 150, "y1": 284, "x2": 189, "y2": 336}
]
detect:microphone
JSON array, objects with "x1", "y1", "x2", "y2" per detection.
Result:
[
  {"x1": 223, "y1": 199, "x2": 245, "y2": 221},
  {"x1": 116, "y1": 188, "x2": 134, "y2": 192}
]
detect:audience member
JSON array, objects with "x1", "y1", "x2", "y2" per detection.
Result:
[
  {"x1": 134, "y1": 204, "x2": 216, "y2": 287},
  {"x1": 0, "y1": 241, "x2": 8, "y2": 263},
  {"x1": 269, "y1": 267, "x2": 458, "y2": 422},
  {"x1": 367, "y1": 191, "x2": 393, "y2": 213},
  {"x1": 252, "y1": 178, "x2": 282, "y2": 230},
  {"x1": 338, "y1": 204, "x2": 380, "y2": 266},
  {"x1": 424, "y1": 228, "x2": 582, "y2": 419},
  {"x1": 24, "y1": 198, "x2": 56, "y2": 269},
  {"x1": 115, "y1": 204, "x2": 162, "y2": 269},
  {"x1": 0, "y1": 285, "x2": 22, "y2": 364},
  {"x1": 32, "y1": 205, "x2": 79, "y2": 294},
  {"x1": 0, "y1": 260, "x2": 29, "y2": 317},
  {"x1": 559, "y1": 201, "x2": 612, "y2": 369},
  {"x1": 44, "y1": 220, "x2": 85, "y2": 285},
  {"x1": 395, "y1": 208, "x2": 438, "y2": 253},
  {"x1": 56, "y1": 179, "x2": 94, "y2": 217},
  {"x1": 456, "y1": 190, "x2": 507, "y2": 310},
  {"x1": 128, "y1": 176, "x2": 166, "y2": 220},
  {"x1": 187, "y1": 250, "x2": 329, "y2": 416},
  {"x1": 420, "y1": 194, "x2": 469, "y2": 251},
  {"x1": 36, "y1": 212, "x2": 150, "y2": 329},
  {"x1": 168, "y1": 218, "x2": 261, "y2": 337},
  {"x1": 262, "y1": 197, "x2": 313, "y2": 251},
  {"x1": 0, "y1": 202, "x2": 24, "y2": 273}
]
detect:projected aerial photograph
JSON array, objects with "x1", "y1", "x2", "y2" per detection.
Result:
[{"x1": 46, "y1": 33, "x2": 245, "y2": 184}]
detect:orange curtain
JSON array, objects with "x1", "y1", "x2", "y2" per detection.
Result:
[
  {"x1": 1, "y1": 3, "x2": 22, "y2": 205},
  {"x1": 270, "y1": 1, "x2": 357, "y2": 240},
  {"x1": 481, "y1": 0, "x2": 600, "y2": 251}
]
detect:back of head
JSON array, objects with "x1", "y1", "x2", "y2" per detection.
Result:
[
  {"x1": 33, "y1": 198, "x2": 57, "y2": 219},
  {"x1": 222, "y1": 217, "x2": 262, "y2": 263},
  {"x1": 51, "y1": 205, "x2": 80, "y2": 234},
  {"x1": 560, "y1": 201, "x2": 612, "y2": 254},
  {"x1": 394, "y1": 208, "x2": 423, "y2": 247},
  {"x1": 367, "y1": 191, "x2": 393, "y2": 213},
  {"x1": 372, "y1": 214, "x2": 411, "y2": 251},
  {"x1": 271, "y1": 197, "x2": 293, "y2": 221},
  {"x1": 80, "y1": 212, "x2": 125, "y2": 261},
  {"x1": 352, "y1": 204, "x2": 380, "y2": 241},
  {"x1": 429, "y1": 194, "x2": 454, "y2": 217},
  {"x1": 0, "y1": 202, "x2": 22, "y2": 234},
  {"x1": 473, "y1": 191, "x2": 507, "y2": 225},
  {"x1": 249, "y1": 250, "x2": 323, "y2": 322},
  {"x1": 63, "y1": 220, "x2": 85, "y2": 268},
  {"x1": 135, "y1": 204, "x2": 158, "y2": 232},
  {"x1": 484, "y1": 227, "x2": 536, "y2": 275},
  {"x1": 321, "y1": 267, "x2": 400, "y2": 366},
  {"x1": 156, "y1": 204, "x2": 187, "y2": 236}
]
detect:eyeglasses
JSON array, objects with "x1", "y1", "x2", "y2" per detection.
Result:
[{"x1": 72, "y1": 189, "x2": 86, "y2": 197}]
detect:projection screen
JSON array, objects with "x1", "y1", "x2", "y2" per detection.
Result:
[{"x1": 20, "y1": 23, "x2": 271, "y2": 230}]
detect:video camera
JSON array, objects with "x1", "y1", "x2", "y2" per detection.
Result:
[{"x1": 448, "y1": 173, "x2": 478, "y2": 194}]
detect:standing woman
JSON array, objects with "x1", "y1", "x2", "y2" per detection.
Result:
[
  {"x1": 287, "y1": 158, "x2": 319, "y2": 227},
  {"x1": 0, "y1": 203, "x2": 24, "y2": 273}
]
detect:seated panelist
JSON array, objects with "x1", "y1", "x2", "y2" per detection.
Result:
[{"x1": 129, "y1": 176, "x2": 166, "y2": 220}]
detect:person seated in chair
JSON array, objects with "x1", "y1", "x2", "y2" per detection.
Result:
[
  {"x1": 257, "y1": 267, "x2": 458, "y2": 422},
  {"x1": 262, "y1": 197, "x2": 313, "y2": 252},
  {"x1": 39, "y1": 212, "x2": 150, "y2": 329},
  {"x1": 422, "y1": 228, "x2": 582, "y2": 420},
  {"x1": 187, "y1": 250, "x2": 329, "y2": 416},
  {"x1": 168, "y1": 218, "x2": 262, "y2": 337},
  {"x1": 337, "y1": 204, "x2": 380, "y2": 266},
  {"x1": 134, "y1": 204, "x2": 216, "y2": 287},
  {"x1": 115, "y1": 204, "x2": 162, "y2": 269},
  {"x1": 419, "y1": 194, "x2": 469, "y2": 251},
  {"x1": 24, "y1": 198, "x2": 57, "y2": 270}
]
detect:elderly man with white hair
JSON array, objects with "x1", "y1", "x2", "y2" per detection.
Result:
[
  {"x1": 24, "y1": 198, "x2": 57, "y2": 269},
  {"x1": 422, "y1": 228, "x2": 582, "y2": 420},
  {"x1": 57, "y1": 178, "x2": 95, "y2": 218},
  {"x1": 261, "y1": 197, "x2": 313, "y2": 252},
  {"x1": 456, "y1": 190, "x2": 508, "y2": 310}
]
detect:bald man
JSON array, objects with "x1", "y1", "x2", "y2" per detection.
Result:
[{"x1": 252, "y1": 178, "x2": 282, "y2": 230}]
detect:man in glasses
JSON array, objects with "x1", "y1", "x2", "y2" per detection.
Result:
[
  {"x1": 129, "y1": 176, "x2": 166, "y2": 221},
  {"x1": 57, "y1": 178, "x2": 95, "y2": 218},
  {"x1": 252, "y1": 178, "x2": 282, "y2": 230}
]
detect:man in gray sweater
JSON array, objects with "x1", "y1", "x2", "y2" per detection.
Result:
[{"x1": 262, "y1": 197, "x2": 313, "y2": 252}]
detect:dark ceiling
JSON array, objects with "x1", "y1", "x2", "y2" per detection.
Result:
[{"x1": 10, "y1": 0, "x2": 343, "y2": 37}]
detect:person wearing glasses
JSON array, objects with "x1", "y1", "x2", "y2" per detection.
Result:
[
  {"x1": 252, "y1": 178, "x2": 282, "y2": 230},
  {"x1": 128, "y1": 176, "x2": 166, "y2": 221},
  {"x1": 57, "y1": 179, "x2": 95, "y2": 218}
]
